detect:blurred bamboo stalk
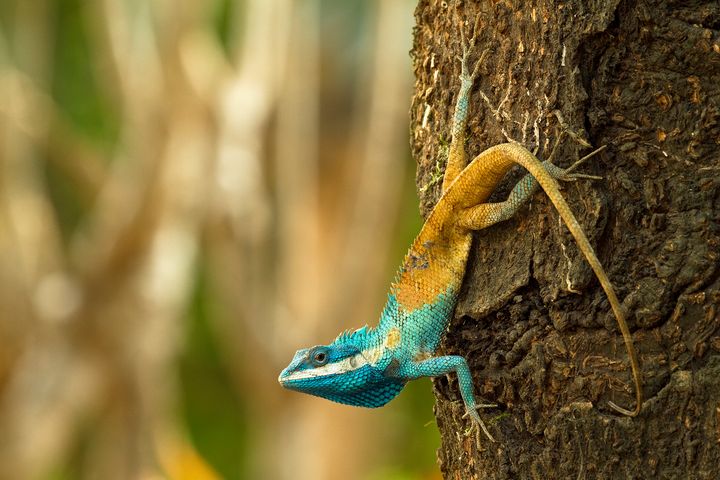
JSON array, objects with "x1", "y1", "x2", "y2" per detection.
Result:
[
  {"x1": 1, "y1": 0, "x2": 221, "y2": 477},
  {"x1": 325, "y1": 0, "x2": 414, "y2": 331},
  {"x1": 203, "y1": 0, "x2": 290, "y2": 473},
  {"x1": 278, "y1": 1, "x2": 414, "y2": 479},
  {"x1": 0, "y1": 0, "x2": 415, "y2": 478},
  {"x1": 206, "y1": 0, "x2": 414, "y2": 478},
  {"x1": 0, "y1": 1, "x2": 70, "y2": 475}
]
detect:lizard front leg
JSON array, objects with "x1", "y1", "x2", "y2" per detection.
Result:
[{"x1": 398, "y1": 356, "x2": 496, "y2": 442}]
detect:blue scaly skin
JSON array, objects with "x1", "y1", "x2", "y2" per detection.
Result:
[{"x1": 279, "y1": 16, "x2": 642, "y2": 442}]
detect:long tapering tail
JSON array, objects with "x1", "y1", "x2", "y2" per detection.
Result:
[{"x1": 459, "y1": 142, "x2": 643, "y2": 416}]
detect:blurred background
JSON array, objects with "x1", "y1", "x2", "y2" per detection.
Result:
[{"x1": 0, "y1": 0, "x2": 443, "y2": 479}]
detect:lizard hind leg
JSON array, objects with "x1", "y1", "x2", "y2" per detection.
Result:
[
  {"x1": 456, "y1": 148, "x2": 604, "y2": 233},
  {"x1": 442, "y1": 11, "x2": 486, "y2": 193}
]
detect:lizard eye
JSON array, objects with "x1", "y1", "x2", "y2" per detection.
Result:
[{"x1": 312, "y1": 349, "x2": 328, "y2": 366}]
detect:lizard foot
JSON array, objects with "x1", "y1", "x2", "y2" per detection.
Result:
[
  {"x1": 544, "y1": 145, "x2": 606, "y2": 183},
  {"x1": 544, "y1": 111, "x2": 606, "y2": 180},
  {"x1": 463, "y1": 406, "x2": 496, "y2": 443},
  {"x1": 561, "y1": 144, "x2": 607, "y2": 178},
  {"x1": 456, "y1": 8, "x2": 486, "y2": 87}
]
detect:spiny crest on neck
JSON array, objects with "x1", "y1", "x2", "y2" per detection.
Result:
[{"x1": 333, "y1": 325, "x2": 371, "y2": 347}]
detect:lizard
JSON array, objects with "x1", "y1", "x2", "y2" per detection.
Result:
[{"x1": 278, "y1": 14, "x2": 642, "y2": 442}]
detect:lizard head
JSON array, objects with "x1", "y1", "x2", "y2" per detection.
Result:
[{"x1": 278, "y1": 327, "x2": 405, "y2": 408}]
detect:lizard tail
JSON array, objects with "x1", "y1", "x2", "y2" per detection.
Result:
[{"x1": 464, "y1": 142, "x2": 643, "y2": 417}]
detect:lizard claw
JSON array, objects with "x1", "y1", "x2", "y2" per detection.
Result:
[
  {"x1": 544, "y1": 145, "x2": 606, "y2": 183},
  {"x1": 463, "y1": 405, "x2": 496, "y2": 442},
  {"x1": 457, "y1": 8, "x2": 485, "y2": 84},
  {"x1": 556, "y1": 172, "x2": 603, "y2": 182},
  {"x1": 563, "y1": 144, "x2": 607, "y2": 175}
]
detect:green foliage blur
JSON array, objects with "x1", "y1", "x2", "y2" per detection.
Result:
[{"x1": 8, "y1": 0, "x2": 441, "y2": 478}]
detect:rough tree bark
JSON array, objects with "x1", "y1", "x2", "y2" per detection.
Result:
[{"x1": 410, "y1": 0, "x2": 720, "y2": 478}]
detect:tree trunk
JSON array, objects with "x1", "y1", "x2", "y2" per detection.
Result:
[{"x1": 410, "y1": 0, "x2": 720, "y2": 478}]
